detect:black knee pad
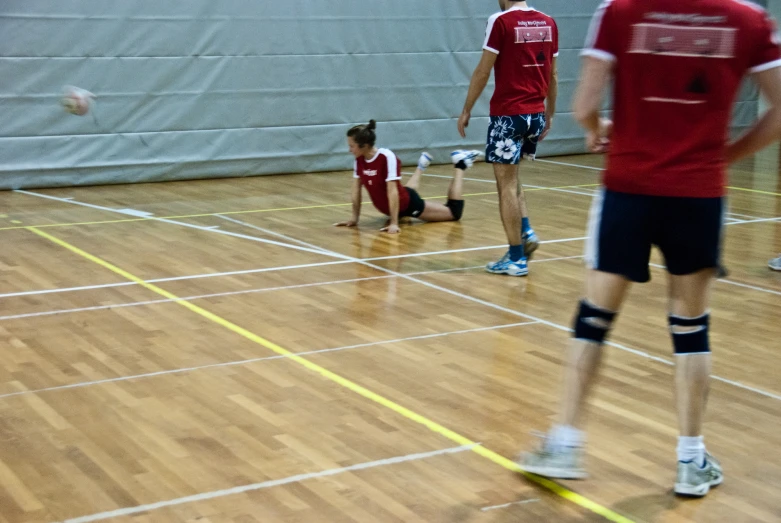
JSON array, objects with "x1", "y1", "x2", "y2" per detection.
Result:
[
  {"x1": 446, "y1": 199, "x2": 464, "y2": 221},
  {"x1": 573, "y1": 300, "x2": 617, "y2": 344},
  {"x1": 669, "y1": 313, "x2": 710, "y2": 354}
]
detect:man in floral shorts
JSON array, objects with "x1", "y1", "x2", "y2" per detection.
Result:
[{"x1": 458, "y1": 0, "x2": 559, "y2": 276}]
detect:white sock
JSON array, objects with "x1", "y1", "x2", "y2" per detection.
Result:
[
  {"x1": 549, "y1": 424, "x2": 585, "y2": 449},
  {"x1": 677, "y1": 436, "x2": 705, "y2": 466}
]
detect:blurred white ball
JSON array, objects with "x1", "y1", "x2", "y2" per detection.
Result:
[{"x1": 61, "y1": 86, "x2": 94, "y2": 116}]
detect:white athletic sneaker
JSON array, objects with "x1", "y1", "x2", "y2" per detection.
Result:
[
  {"x1": 769, "y1": 255, "x2": 781, "y2": 271},
  {"x1": 485, "y1": 252, "x2": 529, "y2": 276},
  {"x1": 418, "y1": 152, "x2": 433, "y2": 170},
  {"x1": 450, "y1": 150, "x2": 484, "y2": 169},
  {"x1": 518, "y1": 434, "x2": 587, "y2": 479},
  {"x1": 674, "y1": 453, "x2": 723, "y2": 497}
]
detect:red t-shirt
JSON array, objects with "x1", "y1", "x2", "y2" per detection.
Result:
[
  {"x1": 354, "y1": 148, "x2": 409, "y2": 216},
  {"x1": 584, "y1": 0, "x2": 781, "y2": 197},
  {"x1": 483, "y1": 6, "x2": 559, "y2": 115}
]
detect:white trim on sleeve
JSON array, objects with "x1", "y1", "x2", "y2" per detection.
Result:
[
  {"x1": 584, "y1": 0, "x2": 614, "y2": 49},
  {"x1": 749, "y1": 58, "x2": 781, "y2": 73},
  {"x1": 380, "y1": 148, "x2": 401, "y2": 182},
  {"x1": 483, "y1": 12, "x2": 503, "y2": 54},
  {"x1": 580, "y1": 48, "x2": 617, "y2": 62},
  {"x1": 353, "y1": 159, "x2": 359, "y2": 179}
]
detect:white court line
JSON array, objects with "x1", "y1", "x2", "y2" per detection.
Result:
[
  {"x1": 526, "y1": 185, "x2": 597, "y2": 197},
  {"x1": 415, "y1": 255, "x2": 584, "y2": 276},
  {"x1": 367, "y1": 237, "x2": 587, "y2": 262},
  {"x1": 714, "y1": 278, "x2": 781, "y2": 296},
  {"x1": 60, "y1": 444, "x2": 476, "y2": 523},
  {"x1": 0, "y1": 280, "x2": 137, "y2": 299},
  {"x1": 535, "y1": 158, "x2": 604, "y2": 171},
  {"x1": 0, "y1": 275, "x2": 395, "y2": 322},
  {"x1": 413, "y1": 172, "x2": 598, "y2": 197},
  {"x1": 649, "y1": 263, "x2": 781, "y2": 297},
  {"x1": 535, "y1": 158, "x2": 781, "y2": 201},
  {"x1": 0, "y1": 261, "x2": 349, "y2": 299},
  {"x1": 481, "y1": 499, "x2": 540, "y2": 512},
  {"x1": 405, "y1": 171, "x2": 492, "y2": 184},
  {"x1": 15, "y1": 190, "x2": 349, "y2": 261},
  {"x1": 0, "y1": 260, "x2": 355, "y2": 299},
  {"x1": 728, "y1": 211, "x2": 762, "y2": 219},
  {"x1": 727, "y1": 216, "x2": 781, "y2": 225},
  {"x1": 219, "y1": 215, "x2": 334, "y2": 254},
  {"x1": 0, "y1": 322, "x2": 536, "y2": 399},
  {"x1": 0, "y1": 238, "x2": 586, "y2": 299},
  {"x1": 223, "y1": 219, "x2": 781, "y2": 403},
  {"x1": 0, "y1": 258, "x2": 578, "y2": 322}
]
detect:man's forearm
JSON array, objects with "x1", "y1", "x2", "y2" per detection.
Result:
[
  {"x1": 546, "y1": 75, "x2": 558, "y2": 120},
  {"x1": 726, "y1": 107, "x2": 781, "y2": 163},
  {"x1": 463, "y1": 69, "x2": 491, "y2": 113},
  {"x1": 578, "y1": 111, "x2": 600, "y2": 134}
]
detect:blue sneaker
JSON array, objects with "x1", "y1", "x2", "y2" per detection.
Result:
[
  {"x1": 451, "y1": 150, "x2": 484, "y2": 169},
  {"x1": 418, "y1": 152, "x2": 433, "y2": 170},
  {"x1": 523, "y1": 229, "x2": 540, "y2": 259},
  {"x1": 486, "y1": 252, "x2": 529, "y2": 276}
]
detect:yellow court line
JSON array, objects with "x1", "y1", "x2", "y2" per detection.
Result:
[
  {"x1": 26, "y1": 225, "x2": 635, "y2": 523},
  {"x1": 1, "y1": 183, "x2": 603, "y2": 232}
]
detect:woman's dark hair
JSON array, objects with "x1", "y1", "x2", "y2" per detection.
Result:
[{"x1": 347, "y1": 119, "x2": 377, "y2": 148}]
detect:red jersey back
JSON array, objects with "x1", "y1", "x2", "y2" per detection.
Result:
[
  {"x1": 584, "y1": 0, "x2": 781, "y2": 197},
  {"x1": 354, "y1": 148, "x2": 409, "y2": 216},
  {"x1": 483, "y1": 6, "x2": 559, "y2": 115}
]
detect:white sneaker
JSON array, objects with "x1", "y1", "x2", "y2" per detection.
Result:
[
  {"x1": 518, "y1": 434, "x2": 587, "y2": 479},
  {"x1": 417, "y1": 152, "x2": 433, "y2": 170},
  {"x1": 769, "y1": 255, "x2": 781, "y2": 271},
  {"x1": 450, "y1": 150, "x2": 484, "y2": 169},
  {"x1": 675, "y1": 453, "x2": 723, "y2": 497},
  {"x1": 485, "y1": 252, "x2": 528, "y2": 276}
]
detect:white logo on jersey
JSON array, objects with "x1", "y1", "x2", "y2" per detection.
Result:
[
  {"x1": 363, "y1": 169, "x2": 378, "y2": 177},
  {"x1": 515, "y1": 26, "x2": 552, "y2": 44},
  {"x1": 629, "y1": 24, "x2": 736, "y2": 58},
  {"x1": 518, "y1": 20, "x2": 549, "y2": 27},
  {"x1": 644, "y1": 13, "x2": 727, "y2": 25}
]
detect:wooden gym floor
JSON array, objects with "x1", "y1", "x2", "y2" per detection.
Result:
[{"x1": 0, "y1": 153, "x2": 779, "y2": 523}]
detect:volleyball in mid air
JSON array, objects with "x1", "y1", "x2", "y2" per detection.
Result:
[{"x1": 61, "y1": 86, "x2": 95, "y2": 116}]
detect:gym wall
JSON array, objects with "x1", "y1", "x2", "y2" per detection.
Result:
[{"x1": 0, "y1": 0, "x2": 762, "y2": 189}]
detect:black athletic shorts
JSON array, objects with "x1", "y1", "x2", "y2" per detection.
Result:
[
  {"x1": 585, "y1": 189, "x2": 724, "y2": 283},
  {"x1": 400, "y1": 187, "x2": 426, "y2": 218}
]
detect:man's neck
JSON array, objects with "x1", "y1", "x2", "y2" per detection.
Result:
[{"x1": 507, "y1": 1, "x2": 529, "y2": 10}]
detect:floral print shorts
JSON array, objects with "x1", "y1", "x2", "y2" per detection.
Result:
[{"x1": 485, "y1": 113, "x2": 546, "y2": 164}]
